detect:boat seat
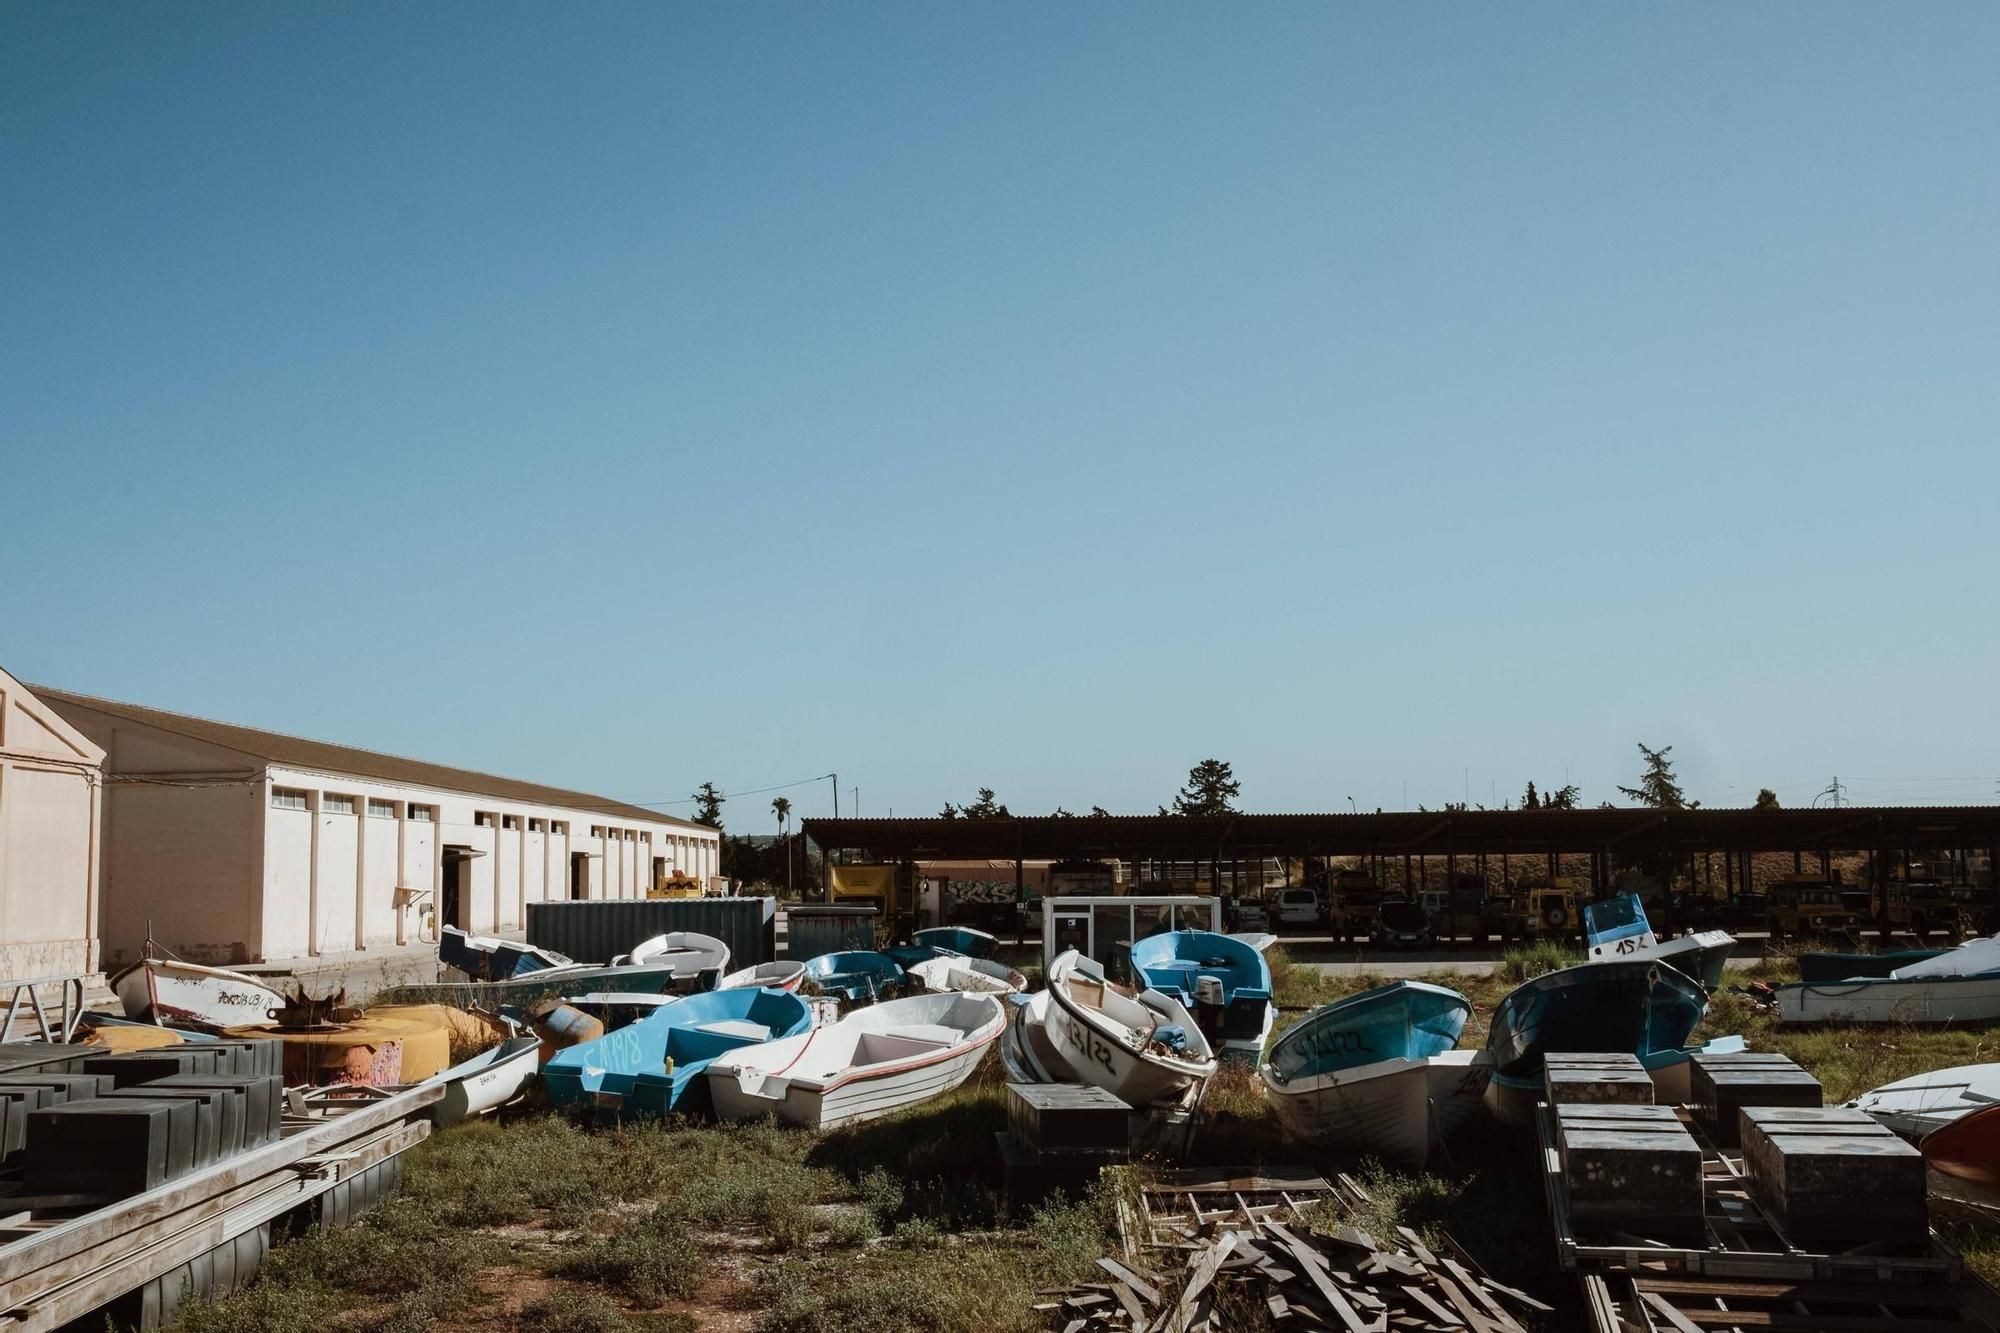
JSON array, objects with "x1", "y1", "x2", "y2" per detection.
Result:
[
  {"x1": 881, "y1": 1023, "x2": 963, "y2": 1046},
  {"x1": 694, "y1": 1019, "x2": 772, "y2": 1042},
  {"x1": 854, "y1": 1026, "x2": 962, "y2": 1064}
]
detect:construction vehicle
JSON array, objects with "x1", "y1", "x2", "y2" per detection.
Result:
[
  {"x1": 646, "y1": 869, "x2": 704, "y2": 900},
  {"x1": 1327, "y1": 870, "x2": 1382, "y2": 943},
  {"x1": 1764, "y1": 875, "x2": 1866, "y2": 943}
]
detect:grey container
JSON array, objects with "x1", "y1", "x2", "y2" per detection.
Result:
[
  {"x1": 784, "y1": 904, "x2": 879, "y2": 959},
  {"x1": 526, "y1": 897, "x2": 776, "y2": 967}
]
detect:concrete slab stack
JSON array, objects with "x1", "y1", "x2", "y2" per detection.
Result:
[
  {"x1": 1543, "y1": 1054, "x2": 1655, "y2": 1107},
  {"x1": 1691, "y1": 1051, "x2": 1823, "y2": 1147},
  {"x1": 1553, "y1": 1104, "x2": 1705, "y2": 1237},
  {"x1": 1739, "y1": 1105, "x2": 1928, "y2": 1246}
]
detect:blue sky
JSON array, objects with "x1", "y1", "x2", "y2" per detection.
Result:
[{"x1": 6, "y1": 5, "x2": 1997, "y2": 825}]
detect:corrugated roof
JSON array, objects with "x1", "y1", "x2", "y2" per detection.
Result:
[{"x1": 34, "y1": 686, "x2": 705, "y2": 831}]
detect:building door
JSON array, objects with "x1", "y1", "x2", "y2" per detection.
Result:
[
  {"x1": 441, "y1": 848, "x2": 477, "y2": 931},
  {"x1": 569, "y1": 852, "x2": 591, "y2": 901}
]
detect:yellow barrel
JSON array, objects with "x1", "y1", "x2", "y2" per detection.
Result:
[{"x1": 227, "y1": 1006, "x2": 454, "y2": 1085}]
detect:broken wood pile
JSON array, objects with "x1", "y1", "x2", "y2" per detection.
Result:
[{"x1": 1038, "y1": 1170, "x2": 1552, "y2": 1332}]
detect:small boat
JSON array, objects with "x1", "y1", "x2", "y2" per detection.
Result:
[
  {"x1": 911, "y1": 926, "x2": 999, "y2": 959},
  {"x1": 905, "y1": 954, "x2": 1027, "y2": 995},
  {"x1": 1778, "y1": 949, "x2": 2000, "y2": 1022},
  {"x1": 803, "y1": 951, "x2": 907, "y2": 1003},
  {"x1": 404, "y1": 961, "x2": 696, "y2": 1008},
  {"x1": 544, "y1": 987, "x2": 814, "y2": 1116},
  {"x1": 1129, "y1": 929, "x2": 1275, "y2": 1061},
  {"x1": 1921, "y1": 1101, "x2": 2000, "y2": 1190},
  {"x1": 1584, "y1": 893, "x2": 1736, "y2": 990},
  {"x1": 998, "y1": 990, "x2": 1078, "y2": 1084},
  {"x1": 613, "y1": 931, "x2": 731, "y2": 984},
  {"x1": 1797, "y1": 948, "x2": 1946, "y2": 985},
  {"x1": 430, "y1": 1035, "x2": 541, "y2": 1126},
  {"x1": 1850, "y1": 1063, "x2": 2000, "y2": 1139},
  {"x1": 705, "y1": 990, "x2": 1005, "y2": 1129},
  {"x1": 438, "y1": 926, "x2": 572, "y2": 981},
  {"x1": 1044, "y1": 950, "x2": 1217, "y2": 1108},
  {"x1": 718, "y1": 960, "x2": 808, "y2": 992},
  {"x1": 1484, "y1": 959, "x2": 1708, "y2": 1081},
  {"x1": 108, "y1": 958, "x2": 286, "y2": 1029},
  {"x1": 1259, "y1": 982, "x2": 1486, "y2": 1167},
  {"x1": 559, "y1": 992, "x2": 683, "y2": 1032}
]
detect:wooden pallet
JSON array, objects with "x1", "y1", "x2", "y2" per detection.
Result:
[
  {"x1": 0, "y1": 1080, "x2": 440, "y2": 1331},
  {"x1": 1538, "y1": 1101, "x2": 1962, "y2": 1284},
  {"x1": 1582, "y1": 1271, "x2": 2000, "y2": 1333}
]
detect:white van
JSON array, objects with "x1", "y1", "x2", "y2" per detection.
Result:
[{"x1": 1275, "y1": 887, "x2": 1321, "y2": 928}]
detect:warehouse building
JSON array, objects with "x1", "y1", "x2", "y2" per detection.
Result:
[
  {"x1": 0, "y1": 669, "x2": 104, "y2": 981},
  {"x1": 35, "y1": 688, "x2": 717, "y2": 972}
]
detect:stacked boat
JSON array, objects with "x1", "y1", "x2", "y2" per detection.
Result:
[
  {"x1": 1258, "y1": 981, "x2": 1489, "y2": 1168},
  {"x1": 1851, "y1": 1063, "x2": 2000, "y2": 1194},
  {"x1": 435, "y1": 926, "x2": 731, "y2": 1001},
  {"x1": 1582, "y1": 892, "x2": 1735, "y2": 990},
  {"x1": 1129, "y1": 929, "x2": 1274, "y2": 1061},
  {"x1": 1778, "y1": 933, "x2": 2000, "y2": 1024}
]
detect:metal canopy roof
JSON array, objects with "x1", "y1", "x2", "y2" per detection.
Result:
[{"x1": 802, "y1": 808, "x2": 2000, "y2": 860}]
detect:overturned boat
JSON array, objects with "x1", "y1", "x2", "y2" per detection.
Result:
[
  {"x1": 719, "y1": 960, "x2": 808, "y2": 992},
  {"x1": 1259, "y1": 981, "x2": 1488, "y2": 1168},
  {"x1": 109, "y1": 958, "x2": 286, "y2": 1029},
  {"x1": 1779, "y1": 935, "x2": 2000, "y2": 1024},
  {"x1": 1129, "y1": 929, "x2": 1274, "y2": 1061},
  {"x1": 905, "y1": 954, "x2": 1027, "y2": 995},
  {"x1": 438, "y1": 926, "x2": 572, "y2": 982},
  {"x1": 1584, "y1": 893, "x2": 1735, "y2": 990},
  {"x1": 1483, "y1": 958, "x2": 1707, "y2": 1124},
  {"x1": 1044, "y1": 950, "x2": 1217, "y2": 1108},
  {"x1": 706, "y1": 990, "x2": 1004, "y2": 1129},
  {"x1": 544, "y1": 986, "x2": 814, "y2": 1116}
]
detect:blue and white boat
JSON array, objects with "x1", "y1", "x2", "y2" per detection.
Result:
[
  {"x1": 911, "y1": 926, "x2": 999, "y2": 959},
  {"x1": 802, "y1": 951, "x2": 907, "y2": 1003},
  {"x1": 1483, "y1": 959, "x2": 1708, "y2": 1123},
  {"x1": 1259, "y1": 981, "x2": 1489, "y2": 1167},
  {"x1": 1584, "y1": 893, "x2": 1735, "y2": 990},
  {"x1": 1128, "y1": 930, "x2": 1274, "y2": 1060},
  {"x1": 1778, "y1": 936, "x2": 2000, "y2": 1024},
  {"x1": 438, "y1": 926, "x2": 571, "y2": 982},
  {"x1": 543, "y1": 987, "x2": 813, "y2": 1116}
]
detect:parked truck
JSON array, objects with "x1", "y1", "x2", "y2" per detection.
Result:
[{"x1": 1327, "y1": 870, "x2": 1383, "y2": 943}]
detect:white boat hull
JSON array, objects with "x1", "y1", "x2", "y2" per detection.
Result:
[
  {"x1": 1427, "y1": 1049, "x2": 1493, "y2": 1144},
  {"x1": 719, "y1": 961, "x2": 807, "y2": 992},
  {"x1": 109, "y1": 959, "x2": 285, "y2": 1028},
  {"x1": 907, "y1": 956, "x2": 1025, "y2": 995},
  {"x1": 1780, "y1": 975, "x2": 2000, "y2": 1024},
  {"x1": 1262, "y1": 1056, "x2": 1433, "y2": 1168},
  {"x1": 706, "y1": 991, "x2": 1005, "y2": 1130},
  {"x1": 1045, "y1": 952, "x2": 1216, "y2": 1108},
  {"x1": 1849, "y1": 1062, "x2": 2000, "y2": 1139},
  {"x1": 433, "y1": 1037, "x2": 540, "y2": 1126}
]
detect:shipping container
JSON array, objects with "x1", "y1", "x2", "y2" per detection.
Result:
[
  {"x1": 785, "y1": 904, "x2": 878, "y2": 959},
  {"x1": 525, "y1": 898, "x2": 776, "y2": 967}
]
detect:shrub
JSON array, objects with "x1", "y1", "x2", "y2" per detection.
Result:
[
  {"x1": 515, "y1": 1288, "x2": 634, "y2": 1333},
  {"x1": 1499, "y1": 940, "x2": 1581, "y2": 984},
  {"x1": 556, "y1": 1208, "x2": 703, "y2": 1303}
]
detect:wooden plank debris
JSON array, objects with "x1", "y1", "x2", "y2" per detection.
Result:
[{"x1": 1039, "y1": 1168, "x2": 1545, "y2": 1332}]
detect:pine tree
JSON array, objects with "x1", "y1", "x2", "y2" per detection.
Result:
[
  {"x1": 692, "y1": 782, "x2": 725, "y2": 829},
  {"x1": 1166, "y1": 760, "x2": 1240, "y2": 816},
  {"x1": 1521, "y1": 781, "x2": 1541, "y2": 810},
  {"x1": 1617, "y1": 744, "x2": 1695, "y2": 809}
]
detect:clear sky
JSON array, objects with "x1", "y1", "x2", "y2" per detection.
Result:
[{"x1": 6, "y1": 5, "x2": 1997, "y2": 825}]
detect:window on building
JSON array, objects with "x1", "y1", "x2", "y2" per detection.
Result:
[
  {"x1": 502, "y1": 815, "x2": 521, "y2": 831},
  {"x1": 550, "y1": 820, "x2": 568, "y2": 835},
  {"x1": 407, "y1": 804, "x2": 434, "y2": 823},
  {"x1": 640, "y1": 831, "x2": 651, "y2": 844},
  {"x1": 590, "y1": 825, "x2": 604, "y2": 837},
  {"x1": 528, "y1": 818, "x2": 545, "y2": 833},
  {"x1": 272, "y1": 788, "x2": 308, "y2": 811},
  {"x1": 474, "y1": 812, "x2": 496, "y2": 828},
  {"x1": 322, "y1": 793, "x2": 356, "y2": 815},
  {"x1": 368, "y1": 799, "x2": 397, "y2": 819}
]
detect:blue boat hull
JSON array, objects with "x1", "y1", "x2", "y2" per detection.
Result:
[
  {"x1": 802, "y1": 950, "x2": 907, "y2": 1002},
  {"x1": 543, "y1": 987, "x2": 813, "y2": 1115},
  {"x1": 1485, "y1": 960, "x2": 1707, "y2": 1080},
  {"x1": 1265, "y1": 981, "x2": 1472, "y2": 1083}
]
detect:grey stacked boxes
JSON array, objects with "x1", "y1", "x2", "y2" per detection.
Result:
[
  {"x1": 1553, "y1": 1103, "x2": 1705, "y2": 1236},
  {"x1": 1739, "y1": 1105, "x2": 1927, "y2": 1245},
  {"x1": 79, "y1": 1048, "x2": 226, "y2": 1088},
  {"x1": 200, "y1": 1037, "x2": 283, "y2": 1078},
  {"x1": 148, "y1": 1073, "x2": 284, "y2": 1151},
  {"x1": 0, "y1": 1071, "x2": 116, "y2": 1104},
  {"x1": 103, "y1": 1084, "x2": 230, "y2": 1168},
  {"x1": 1543, "y1": 1053, "x2": 1655, "y2": 1107},
  {"x1": 25, "y1": 1095, "x2": 203, "y2": 1197},
  {"x1": 1006, "y1": 1083, "x2": 1132, "y2": 1155},
  {"x1": 0, "y1": 1042, "x2": 93, "y2": 1074},
  {"x1": 1691, "y1": 1051, "x2": 1822, "y2": 1148}
]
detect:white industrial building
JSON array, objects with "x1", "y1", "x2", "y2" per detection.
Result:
[
  {"x1": 0, "y1": 669, "x2": 104, "y2": 981},
  {"x1": 36, "y1": 688, "x2": 718, "y2": 972}
]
